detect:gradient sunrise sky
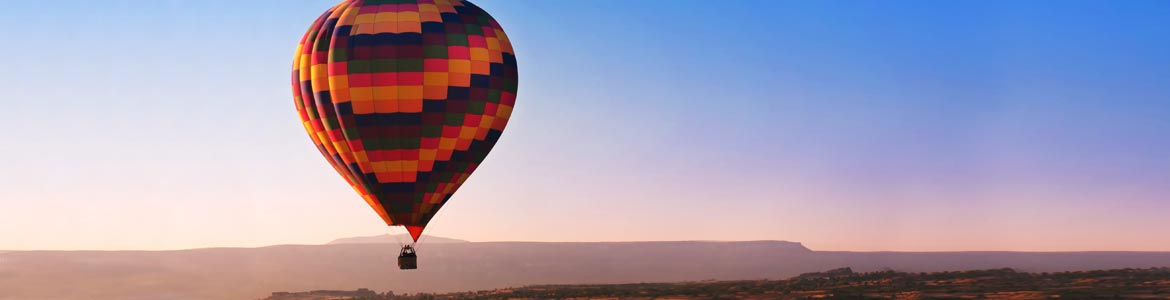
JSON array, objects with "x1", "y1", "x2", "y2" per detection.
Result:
[{"x1": 1, "y1": 0, "x2": 1168, "y2": 251}]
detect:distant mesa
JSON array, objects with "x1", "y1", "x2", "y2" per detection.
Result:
[{"x1": 327, "y1": 234, "x2": 469, "y2": 245}]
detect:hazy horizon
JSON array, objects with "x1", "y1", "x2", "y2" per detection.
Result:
[
  {"x1": 7, "y1": 233, "x2": 1170, "y2": 254},
  {"x1": 2, "y1": 0, "x2": 1169, "y2": 252}
]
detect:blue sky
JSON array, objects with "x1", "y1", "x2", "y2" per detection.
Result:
[{"x1": 1, "y1": 0, "x2": 1168, "y2": 251}]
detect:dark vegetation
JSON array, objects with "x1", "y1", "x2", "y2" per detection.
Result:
[{"x1": 262, "y1": 267, "x2": 1170, "y2": 300}]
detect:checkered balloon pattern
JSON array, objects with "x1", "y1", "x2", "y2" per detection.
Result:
[{"x1": 293, "y1": 0, "x2": 517, "y2": 241}]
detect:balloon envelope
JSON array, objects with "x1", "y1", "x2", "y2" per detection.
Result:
[{"x1": 293, "y1": 0, "x2": 517, "y2": 241}]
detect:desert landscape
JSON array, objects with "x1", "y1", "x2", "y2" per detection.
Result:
[
  {"x1": 2, "y1": 236, "x2": 1169, "y2": 300},
  {"x1": 3, "y1": 1, "x2": 1169, "y2": 300}
]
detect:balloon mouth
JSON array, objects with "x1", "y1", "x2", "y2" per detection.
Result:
[{"x1": 405, "y1": 225, "x2": 426, "y2": 242}]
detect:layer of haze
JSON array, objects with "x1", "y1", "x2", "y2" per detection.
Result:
[{"x1": 1, "y1": 0, "x2": 1168, "y2": 251}]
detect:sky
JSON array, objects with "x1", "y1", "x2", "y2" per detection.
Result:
[{"x1": 1, "y1": 0, "x2": 1168, "y2": 252}]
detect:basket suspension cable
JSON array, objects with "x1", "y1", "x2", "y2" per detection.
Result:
[
  {"x1": 415, "y1": 231, "x2": 427, "y2": 250},
  {"x1": 389, "y1": 225, "x2": 407, "y2": 247}
]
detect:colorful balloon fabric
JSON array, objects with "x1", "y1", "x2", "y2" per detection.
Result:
[{"x1": 293, "y1": 0, "x2": 517, "y2": 241}]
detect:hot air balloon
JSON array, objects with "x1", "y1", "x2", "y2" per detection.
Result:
[{"x1": 292, "y1": 0, "x2": 517, "y2": 270}]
